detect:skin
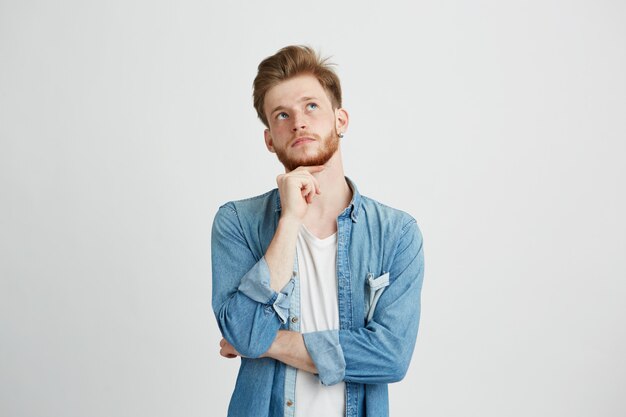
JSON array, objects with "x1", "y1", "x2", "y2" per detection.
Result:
[{"x1": 219, "y1": 74, "x2": 353, "y2": 374}]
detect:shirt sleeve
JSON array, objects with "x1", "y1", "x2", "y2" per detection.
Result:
[
  {"x1": 212, "y1": 204, "x2": 295, "y2": 358},
  {"x1": 303, "y1": 220, "x2": 425, "y2": 385}
]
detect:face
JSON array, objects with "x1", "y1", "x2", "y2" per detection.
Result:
[{"x1": 263, "y1": 74, "x2": 348, "y2": 172}]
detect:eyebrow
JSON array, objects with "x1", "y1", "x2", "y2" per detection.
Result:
[{"x1": 270, "y1": 96, "x2": 319, "y2": 115}]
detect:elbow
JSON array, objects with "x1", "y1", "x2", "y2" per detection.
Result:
[
  {"x1": 383, "y1": 349, "x2": 412, "y2": 383},
  {"x1": 217, "y1": 316, "x2": 277, "y2": 359},
  {"x1": 388, "y1": 361, "x2": 409, "y2": 383},
  {"x1": 218, "y1": 324, "x2": 272, "y2": 358},
  {"x1": 218, "y1": 321, "x2": 275, "y2": 359},
  {"x1": 386, "y1": 331, "x2": 418, "y2": 382},
  {"x1": 215, "y1": 297, "x2": 281, "y2": 359},
  {"x1": 354, "y1": 359, "x2": 408, "y2": 384}
]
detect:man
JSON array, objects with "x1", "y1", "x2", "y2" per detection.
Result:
[{"x1": 212, "y1": 45, "x2": 425, "y2": 417}]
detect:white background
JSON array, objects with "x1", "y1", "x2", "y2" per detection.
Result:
[{"x1": 1, "y1": 1, "x2": 625, "y2": 416}]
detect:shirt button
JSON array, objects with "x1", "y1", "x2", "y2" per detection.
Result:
[
  {"x1": 291, "y1": 316, "x2": 299, "y2": 324},
  {"x1": 292, "y1": 271, "x2": 298, "y2": 277},
  {"x1": 286, "y1": 400, "x2": 294, "y2": 407}
]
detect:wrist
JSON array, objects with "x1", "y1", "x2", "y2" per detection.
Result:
[{"x1": 278, "y1": 215, "x2": 302, "y2": 228}]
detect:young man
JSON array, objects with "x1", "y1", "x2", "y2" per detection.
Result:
[{"x1": 212, "y1": 45, "x2": 425, "y2": 417}]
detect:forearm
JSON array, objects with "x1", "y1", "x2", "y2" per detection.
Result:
[
  {"x1": 265, "y1": 217, "x2": 302, "y2": 292},
  {"x1": 262, "y1": 330, "x2": 317, "y2": 374},
  {"x1": 300, "y1": 221, "x2": 425, "y2": 385}
]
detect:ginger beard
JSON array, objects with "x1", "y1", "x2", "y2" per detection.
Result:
[{"x1": 274, "y1": 129, "x2": 340, "y2": 172}]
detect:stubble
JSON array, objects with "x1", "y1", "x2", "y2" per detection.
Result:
[{"x1": 275, "y1": 130, "x2": 340, "y2": 172}]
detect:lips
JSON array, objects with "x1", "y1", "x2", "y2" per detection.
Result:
[{"x1": 292, "y1": 137, "x2": 315, "y2": 147}]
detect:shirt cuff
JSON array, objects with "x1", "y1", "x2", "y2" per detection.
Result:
[
  {"x1": 303, "y1": 329, "x2": 346, "y2": 386},
  {"x1": 237, "y1": 256, "x2": 295, "y2": 323}
]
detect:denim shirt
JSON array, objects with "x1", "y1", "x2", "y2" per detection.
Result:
[{"x1": 211, "y1": 177, "x2": 425, "y2": 417}]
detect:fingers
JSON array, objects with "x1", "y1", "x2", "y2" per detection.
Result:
[
  {"x1": 275, "y1": 166, "x2": 324, "y2": 218},
  {"x1": 291, "y1": 166, "x2": 324, "y2": 194},
  {"x1": 219, "y1": 338, "x2": 238, "y2": 359},
  {"x1": 298, "y1": 166, "x2": 324, "y2": 194},
  {"x1": 301, "y1": 181, "x2": 315, "y2": 204},
  {"x1": 221, "y1": 350, "x2": 237, "y2": 359},
  {"x1": 312, "y1": 175, "x2": 321, "y2": 195},
  {"x1": 302, "y1": 171, "x2": 321, "y2": 197},
  {"x1": 277, "y1": 169, "x2": 322, "y2": 200}
]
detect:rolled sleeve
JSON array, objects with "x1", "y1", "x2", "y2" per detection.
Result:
[
  {"x1": 335, "y1": 220, "x2": 424, "y2": 384},
  {"x1": 303, "y1": 329, "x2": 346, "y2": 386},
  {"x1": 238, "y1": 256, "x2": 295, "y2": 324}
]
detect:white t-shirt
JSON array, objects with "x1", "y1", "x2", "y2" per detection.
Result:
[{"x1": 294, "y1": 225, "x2": 346, "y2": 417}]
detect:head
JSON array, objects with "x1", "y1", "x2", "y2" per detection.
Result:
[
  {"x1": 253, "y1": 45, "x2": 348, "y2": 171},
  {"x1": 253, "y1": 45, "x2": 343, "y2": 128}
]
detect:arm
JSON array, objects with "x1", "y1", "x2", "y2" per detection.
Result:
[
  {"x1": 264, "y1": 331, "x2": 318, "y2": 373},
  {"x1": 259, "y1": 220, "x2": 425, "y2": 386},
  {"x1": 341, "y1": 221, "x2": 423, "y2": 384},
  {"x1": 212, "y1": 167, "x2": 324, "y2": 358},
  {"x1": 219, "y1": 330, "x2": 317, "y2": 374},
  {"x1": 211, "y1": 205, "x2": 294, "y2": 358},
  {"x1": 265, "y1": 166, "x2": 324, "y2": 291}
]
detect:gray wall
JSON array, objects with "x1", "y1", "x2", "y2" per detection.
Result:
[{"x1": 1, "y1": 1, "x2": 625, "y2": 416}]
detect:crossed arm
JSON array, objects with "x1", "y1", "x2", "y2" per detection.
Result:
[
  {"x1": 213, "y1": 168, "x2": 323, "y2": 374},
  {"x1": 220, "y1": 329, "x2": 317, "y2": 374},
  {"x1": 212, "y1": 204, "x2": 424, "y2": 385}
]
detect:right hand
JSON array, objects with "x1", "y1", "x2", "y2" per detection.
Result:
[{"x1": 276, "y1": 166, "x2": 325, "y2": 222}]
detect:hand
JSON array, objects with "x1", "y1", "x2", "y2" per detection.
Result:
[
  {"x1": 220, "y1": 338, "x2": 240, "y2": 359},
  {"x1": 276, "y1": 166, "x2": 325, "y2": 222}
]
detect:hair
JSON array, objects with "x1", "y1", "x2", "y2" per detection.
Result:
[{"x1": 253, "y1": 45, "x2": 343, "y2": 127}]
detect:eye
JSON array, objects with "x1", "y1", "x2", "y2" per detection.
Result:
[
  {"x1": 306, "y1": 103, "x2": 318, "y2": 111},
  {"x1": 276, "y1": 112, "x2": 289, "y2": 120}
]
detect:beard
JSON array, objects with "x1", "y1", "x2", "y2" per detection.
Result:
[{"x1": 275, "y1": 130, "x2": 340, "y2": 172}]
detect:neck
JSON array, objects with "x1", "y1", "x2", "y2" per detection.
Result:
[{"x1": 295, "y1": 148, "x2": 352, "y2": 221}]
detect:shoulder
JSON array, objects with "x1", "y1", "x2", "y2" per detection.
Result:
[
  {"x1": 213, "y1": 189, "x2": 279, "y2": 238},
  {"x1": 359, "y1": 195, "x2": 418, "y2": 229},
  {"x1": 357, "y1": 196, "x2": 424, "y2": 277},
  {"x1": 217, "y1": 188, "x2": 278, "y2": 217},
  {"x1": 356, "y1": 194, "x2": 424, "y2": 253}
]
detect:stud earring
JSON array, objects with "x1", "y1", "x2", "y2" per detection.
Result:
[{"x1": 339, "y1": 132, "x2": 344, "y2": 138}]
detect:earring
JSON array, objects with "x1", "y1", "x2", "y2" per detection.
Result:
[{"x1": 339, "y1": 132, "x2": 344, "y2": 138}]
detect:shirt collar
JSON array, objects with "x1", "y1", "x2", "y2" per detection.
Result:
[{"x1": 344, "y1": 176, "x2": 361, "y2": 222}]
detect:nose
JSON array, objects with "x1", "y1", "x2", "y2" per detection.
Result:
[{"x1": 291, "y1": 112, "x2": 307, "y2": 132}]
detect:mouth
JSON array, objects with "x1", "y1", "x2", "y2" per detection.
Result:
[{"x1": 291, "y1": 137, "x2": 315, "y2": 147}]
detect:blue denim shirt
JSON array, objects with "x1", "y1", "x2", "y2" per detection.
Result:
[{"x1": 212, "y1": 177, "x2": 424, "y2": 417}]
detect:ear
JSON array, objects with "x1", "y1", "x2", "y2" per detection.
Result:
[
  {"x1": 264, "y1": 128, "x2": 276, "y2": 153},
  {"x1": 335, "y1": 108, "x2": 349, "y2": 136}
]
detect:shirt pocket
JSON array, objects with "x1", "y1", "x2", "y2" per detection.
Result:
[{"x1": 365, "y1": 272, "x2": 390, "y2": 323}]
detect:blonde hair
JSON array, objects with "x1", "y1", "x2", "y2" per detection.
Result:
[{"x1": 253, "y1": 45, "x2": 342, "y2": 127}]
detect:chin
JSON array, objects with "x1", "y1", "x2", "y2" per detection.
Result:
[{"x1": 277, "y1": 134, "x2": 339, "y2": 171}]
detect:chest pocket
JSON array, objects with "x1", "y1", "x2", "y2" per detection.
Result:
[{"x1": 365, "y1": 272, "x2": 390, "y2": 323}]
